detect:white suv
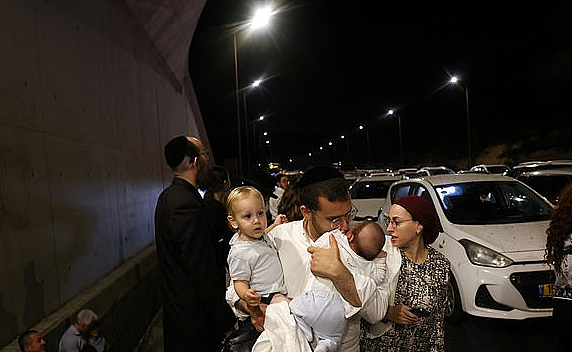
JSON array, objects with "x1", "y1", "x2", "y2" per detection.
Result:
[
  {"x1": 379, "y1": 173, "x2": 554, "y2": 322},
  {"x1": 349, "y1": 174, "x2": 401, "y2": 223}
]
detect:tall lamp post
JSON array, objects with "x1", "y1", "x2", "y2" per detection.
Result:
[
  {"x1": 449, "y1": 76, "x2": 472, "y2": 168},
  {"x1": 359, "y1": 125, "x2": 370, "y2": 165},
  {"x1": 388, "y1": 109, "x2": 404, "y2": 167},
  {"x1": 232, "y1": 6, "x2": 274, "y2": 177},
  {"x1": 247, "y1": 115, "x2": 265, "y2": 170},
  {"x1": 243, "y1": 79, "x2": 262, "y2": 173}
]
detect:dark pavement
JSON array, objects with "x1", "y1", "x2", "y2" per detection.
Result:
[{"x1": 136, "y1": 310, "x2": 557, "y2": 352}]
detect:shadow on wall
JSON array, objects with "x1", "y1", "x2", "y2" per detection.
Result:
[
  {"x1": 0, "y1": 292, "x2": 18, "y2": 347},
  {"x1": 23, "y1": 261, "x2": 45, "y2": 328}
]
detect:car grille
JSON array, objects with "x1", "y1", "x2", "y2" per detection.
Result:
[{"x1": 509, "y1": 270, "x2": 555, "y2": 308}]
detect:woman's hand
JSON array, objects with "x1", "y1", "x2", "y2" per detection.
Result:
[{"x1": 386, "y1": 304, "x2": 420, "y2": 325}]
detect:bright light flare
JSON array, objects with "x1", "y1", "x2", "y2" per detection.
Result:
[
  {"x1": 250, "y1": 6, "x2": 273, "y2": 30},
  {"x1": 450, "y1": 76, "x2": 459, "y2": 84},
  {"x1": 251, "y1": 79, "x2": 262, "y2": 88}
]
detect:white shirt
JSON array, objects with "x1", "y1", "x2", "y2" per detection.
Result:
[{"x1": 268, "y1": 186, "x2": 285, "y2": 220}]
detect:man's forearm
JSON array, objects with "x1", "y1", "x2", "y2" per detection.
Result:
[{"x1": 331, "y1": 265, "x2": 361, "y2": 307}]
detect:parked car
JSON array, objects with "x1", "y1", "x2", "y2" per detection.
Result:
[
  {"x1": 418, "y1": 166, "x2": 456, "y2": 175},
  {"x1": 516, "y1": 169, "x2": 572, "y2": 204},
  {"x1": 379, "y1": 174, "x2": 554, "y2": 322},
  {"x1": 512, "y1": 160, "x2": 572, "y2": 177},
  {"x1": 469, "y1": 164, "x2": 512, "y2": 175},
  {"x1": 349, "y1": 174, "x2": 401, "y2": 223}
]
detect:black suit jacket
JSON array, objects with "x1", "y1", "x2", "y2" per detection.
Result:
[{"x1": 154, "y1": 177, "x2": 235, "y2": 351}]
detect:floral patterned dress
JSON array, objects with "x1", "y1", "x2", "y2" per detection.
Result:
[{"x1": 360, "y1": 247, "x2": 450, "y2": 352}]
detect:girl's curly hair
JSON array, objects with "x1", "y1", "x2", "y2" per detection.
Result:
[{"x1": 546, "y1": 183, "x2": 572, "y2": 273}]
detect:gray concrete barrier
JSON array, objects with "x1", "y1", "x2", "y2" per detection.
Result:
[{"x1": 1, "y1": 245, "x2": 160, "y2": 352}]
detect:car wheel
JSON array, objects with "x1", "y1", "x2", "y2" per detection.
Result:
[{"x1": 444, "y1": 273, "x2": 468, "y2": 324}]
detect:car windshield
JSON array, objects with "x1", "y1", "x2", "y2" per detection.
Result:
[
  {"x1": 518, "y1": 175, "x2": 572, "y2": 204},
  {"x1": 487, "y1": 166, "x2": 509, "y2": 174},
  {"x1": 351, "y1": 180, "x2": 394, "y2": 199},
  {"x1": 435, "y1": 181, "x2": 552, "y2": 224},
  {"x1": 428, "y1": 168, "x2": 454, "y2": 175}
]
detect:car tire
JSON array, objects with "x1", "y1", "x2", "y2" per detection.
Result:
[{"x1": 444, "y1": 273, "x2": 468, "y2": 324}]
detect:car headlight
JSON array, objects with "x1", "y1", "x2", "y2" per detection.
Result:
[{"x1": 459, "y1": 239, "x2": 514, "y2": 268}]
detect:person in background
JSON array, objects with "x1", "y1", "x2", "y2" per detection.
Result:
[
  {"x1": 360, "y1": 195, "x2": 449, "y2": 352},
  {"x1": 268, "y1": 173, "x2": 289, "y2": 221},
  {"x1": 58, "y1": 309, "x2": 100, "y2": 352},
  {"x1": 545, "y1": 182, "x2": 572, "y2": 349},
  {"x1": 204, "y1": 165, "x2": 234, "y2": 271},
  {"x1": 154, "y1": 135, "x2": 236, "y2": 352},
  {"x1": 18, "y1": 330, "x2": 46, "y2": 352},
  {"x1": 277, "y1": 179, "x2": 303, "y2": 222}
]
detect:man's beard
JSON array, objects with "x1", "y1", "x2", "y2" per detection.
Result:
[
  {"x1": 197, "y1": 159, "x2": 211, "y2": 189},
  {"x1": 309, "y1": 214, "x2": 328, "y2": 240}
]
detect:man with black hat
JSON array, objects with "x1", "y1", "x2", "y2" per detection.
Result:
[
  {"x1": 227, "y1": 165, "x2": 389, "y2": 352},
  {"x1": 155, "y1": 135, "x2": 236, "y2": 352}
]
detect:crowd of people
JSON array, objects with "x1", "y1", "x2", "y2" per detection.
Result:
[
  {"x1": 17, "y1": 134, "x2": 570, "y2": 352},
  {"x1": 152, "y1": 134, "x2": 452, "y2": 352}
]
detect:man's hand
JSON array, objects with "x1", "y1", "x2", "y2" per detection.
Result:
[
  {"x1": 307, "y1": 234, "x2": 344, "y2": 279},
  {"x1": 386, "y1": 304, "x2": 420, "y2": 325},
  {"x1": 308, "y1": 234, "x2": 362, "y2": 307},
  {"x1": 244, "y1": 289, "x2": 261, "y2": 307}
]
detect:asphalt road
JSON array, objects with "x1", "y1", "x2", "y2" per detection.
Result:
[{"x1": 445, "y1": 316, "x2": 559, "y2": 352}]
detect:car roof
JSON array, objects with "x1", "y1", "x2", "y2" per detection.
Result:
[
  {"x1": 419, "y1": 166, "x2": 451, "y2": 170},
  {"x1": 354, "y1": 174, "x2": 401, "y2": 182},
  {"x1": 517, "y1": 168, "x2": 572, "y2": 177},
  {"x1": 470, "y1": 164, "x2": 509, "y2": 169},
  {"x1": 514, "y1": 160, "x2": 572, "y2": 170},
  {"x1": 391, "y1": 173, "x2": 515, "y2": 187}
]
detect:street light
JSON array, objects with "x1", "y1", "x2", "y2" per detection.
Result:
[
  {"x1": 449, "y1": 76, "x2": 472, "y2": 168},
  {"x1": 232, "y1": 6, "x2": 274, "y2": 177},
  {"x1": 247, "y1": 115, "x2": 265, "y2": 168},
  {"x1": 359, "y1": 125, "x2": 370, "y2": 164},
  {"x1": 243, "y1": 79, "x2": 263, "y2": 172},
  {"x1": 388, "y1": 109, "x2": 404, "y2": 167}
]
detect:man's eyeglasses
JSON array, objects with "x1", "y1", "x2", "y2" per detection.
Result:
[
  {"x1": 199, "y1": 148, "x2": 211, "y2": 159},
  {"x1": 383, "y1": 214, "x2": 414, "y2": 228},
  {"x1": 329, "y1": 205, "x2": 358, "y2": 229}
]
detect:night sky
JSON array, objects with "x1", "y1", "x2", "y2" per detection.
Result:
[{"x1": 189, "y1": 1, "x2": 572, "y2": 171}]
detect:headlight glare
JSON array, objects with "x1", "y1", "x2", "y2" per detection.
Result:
[{"x1": 459, "y1": 239, "x2": 513, "y2": 268}]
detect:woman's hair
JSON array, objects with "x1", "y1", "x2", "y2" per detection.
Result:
[
  {"x1": 226, "y1": 186, "x2": 264, "y2": 216},
  {"x1": 546, "y1": 183, "x2": 572, "y2": 273},
  {"x1": 278, "y1": 180, "x2": 303, "y2": 221},
  {"x1": 204, "y1": 165, "x2": 230, "y2": 202}
]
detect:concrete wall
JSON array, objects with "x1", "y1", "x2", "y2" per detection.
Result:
[{"x1": 0, "y1": 0, "x2": 207, "y2": 348}]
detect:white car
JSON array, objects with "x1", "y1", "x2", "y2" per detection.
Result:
[
  {"x1": 418, "y1": 166, "x2": 456, "y2": 175},
  {"x1": 349, "y1": 174, "x2": 401, "y2": 223},
  {"x1": 516, "y1": 168, "x2": 572, "y2": 204},
  {"x1": 469, "y1": 164, "x2": 512, "y2": 175},
  {"x1": 379, "y1": 174, "x2": 555, "y2": 322}
]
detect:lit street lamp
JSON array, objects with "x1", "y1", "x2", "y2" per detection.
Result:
[
  {"x1": 232, "y1": 6, "x2": 274, "y2": 177},
  {"x1": 243, "y1": 80, "x2": 263, "y2": 172},
  {"x1": 359, "y1": 125, "x2": 370, "y2": 164},
  {"x1": 388, "y1": 109, "x2": 404, "y2": 167},
  {"x1": 247, "y1": 115, "x2": 265, "y2": 169},
  {"x1": 449, "y1": 76, "x2": 472, "y2": 168}
]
